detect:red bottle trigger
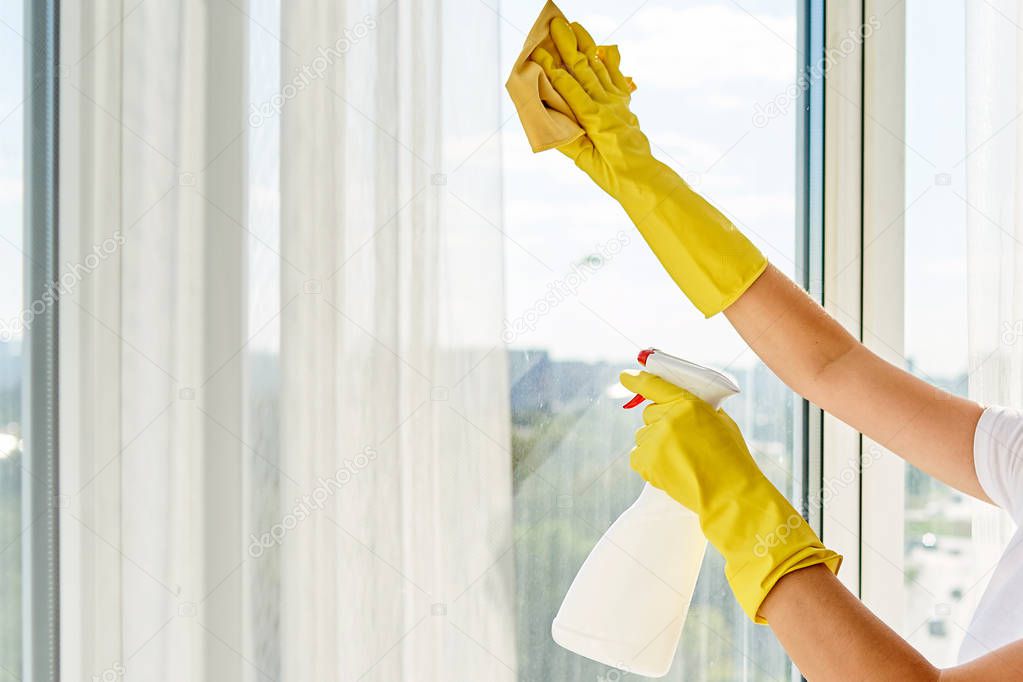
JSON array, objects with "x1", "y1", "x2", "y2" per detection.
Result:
[
  {"x1": 625, "y1": 349, "x2": 655, "y2": 408},
  {"x1": 623, "y1": 393, "x2": 645, "y2": 409}
]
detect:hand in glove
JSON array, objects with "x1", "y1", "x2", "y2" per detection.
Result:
[
  {"x1": 529, "y1": 18, "x2": 767, "y2": 317},
  {"x1": 620, "y1": 370, "x2": 842, "y2": 623}
]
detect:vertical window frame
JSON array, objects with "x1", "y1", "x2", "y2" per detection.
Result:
[
  {"x1": 821, "y1": 0, "x2": 869, "y2": 598},
  {"x1": 797, "y1": 0, "x2": 827, "y2": 539},
  {"x1": 23, "y1": 0, "x2": 61, "y2": 679},
  {"x1": 819, "y1": 0, "x2": 910, "y2": 624},
  {"x1": 859, "y1": 0, "x2": 907, "y2": 629}
]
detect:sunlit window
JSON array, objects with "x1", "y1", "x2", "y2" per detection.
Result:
[
  {"x1": 500, "y1": 1, "x2": 803, "y2": 676},
  {"x1": 0, "y1": 3, "x2": 24, "y2": 679}
]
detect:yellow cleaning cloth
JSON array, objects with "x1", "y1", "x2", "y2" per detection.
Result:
[{"x1": 506, "y1": 1, "x2": 633, "y2": 153}]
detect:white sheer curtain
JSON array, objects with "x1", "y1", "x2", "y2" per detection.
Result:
[
  {"x1": 963, "y1": 0, "x2": 1021, "y2": 597},
  {"x1": 59, "y1": 0, "x2": 513, "y2": 680},
  {"x1": 277, "y1": 0, "x2": 514, "y2": 679},
  {"x1": 61, "y1": 2, "x2": 249, "y2": 679}
]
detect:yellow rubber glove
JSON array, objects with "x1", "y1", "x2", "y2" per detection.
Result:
[
  {"x1": 529, "y1": 19, "x2": 768, "y2": 317},
  {"x1": 620, "y1": 370, "x2": 842, "y2": 623}
]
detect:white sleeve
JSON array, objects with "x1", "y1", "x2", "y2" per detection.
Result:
[{"x1": 974, "y1": 405, "x2": 1023, "y2": 523}]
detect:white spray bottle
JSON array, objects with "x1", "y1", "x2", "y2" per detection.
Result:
[{"x1": 551, "y1": 349, "x2": 740, "y2": 678}]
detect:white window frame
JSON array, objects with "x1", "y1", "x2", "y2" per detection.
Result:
[
  {"x1": 859, "y1": 0, "x2": 908, "y2": 629},
  {"x1": 821, "y1": 0, "x2": 908, "y2": 628},
  {"x1": 821, "y1": 0, "x2": 866, "y2": 596}
]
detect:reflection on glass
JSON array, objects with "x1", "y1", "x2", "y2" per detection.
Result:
[
  {"x1": 0, "y1": 3, "x2": 23, "y2": 679},
  {"x1": 501, "y1": 1, "x2": 800, "y2": 678},
  {"x1": 510, "y1": 354, "x2": 796, "y2": 679},
  {"x1": 902, "y1": 0, "x2": 973, "y2": 665},
  {"x1": 244, "y1": 0, "x2": 283, "y2": 677}
]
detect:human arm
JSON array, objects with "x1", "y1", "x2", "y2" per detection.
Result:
[
  {"x1": 761, "y1": 564, "x2": 1023, "y2": 681},
  {"x1": 623, "y1": 371, "x2": 1020, "y2": 680},
  {"x1": 530, "y1": 20, "x2": 986, "y2": 499},
  {"x1": 725, "y1": 264, "x2": 987, "y2": 501}
]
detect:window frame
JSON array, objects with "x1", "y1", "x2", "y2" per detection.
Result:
[
  {"x1": 858, "y1": 0, "x2": 908, "y2": 629},
  {"x1": 819, "y1": 0, "x2": 909, "y2": 622},
  {"x1": 23, "y1": 0, "x2": 62, "y2": 679},
  {"x1": 796, "y1": 0, "x2": 827, "y2": 544},
  {"x1": 821, "y1": 0, "x2": 868, "y2": 597},
  {"x1": 17, "y1": 0, "x2": 903, "y2": 678}
]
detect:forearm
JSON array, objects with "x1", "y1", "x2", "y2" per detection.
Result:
[
  {"x1": 761, "y1": 564, "x2": 1023, "y2": 681},
  {"x1": 723, "y1": 264, "x2": 858, "y2": 394},
  {"x1": 760, "y1": 564, "x2": 937, "y2": 681},
  {"x1": 725, "y1": 264, "x2": 986, "y2": 500}
]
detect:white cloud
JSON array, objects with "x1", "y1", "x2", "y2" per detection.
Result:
[{"x1": 582, "y1": 5, "x2": 796, "y2": 91}]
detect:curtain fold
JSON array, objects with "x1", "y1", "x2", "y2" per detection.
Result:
[
  {"x1": 279, "y1": 1, "x2": 514, "y2": 679},
  {"x1": 61, "y1": 1, "x2": 248, "y2": 679},
  {"x1": 61, "y1": 0, "x2": 512, "y2": 680}
]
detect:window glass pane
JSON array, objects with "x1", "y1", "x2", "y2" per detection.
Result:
[
  {"x1": 244, "y1": 0, "x2": 283, "y2": 676},
  {"x1": 501, "y1": 1, "x2": 802, "y2": 677},
  {"x1": 902, "y1": 0, "x2": 1006, "y2": 665},
  {"x1": 0, "y1": 3, "x2": 23, "y2": 679}
]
